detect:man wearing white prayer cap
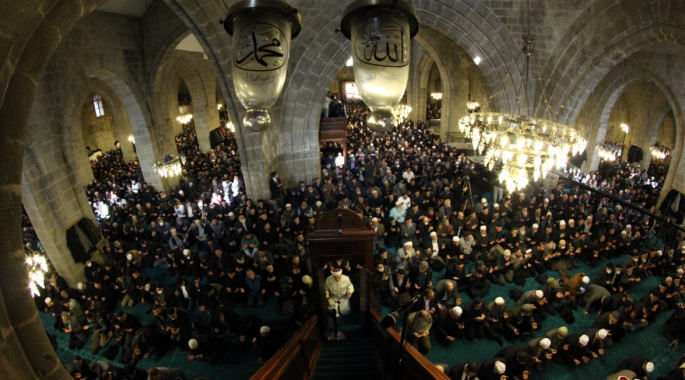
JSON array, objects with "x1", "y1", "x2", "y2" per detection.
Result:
[
  {"x1": 325, "y1": 267, "x2": 354, "y2": 316},
  {"x1": 478, "y1": 357, "x2": 507, "y2": 379},
  {"x1": 525, "y1": 336, "x2": 552, "y2": 371},
  {"x1": 614, "y1": 355, "x2": 655, "y2": 379}
]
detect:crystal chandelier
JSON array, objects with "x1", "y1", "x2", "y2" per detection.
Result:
[
  {"x1": 152, "y1": 154, "x2": 186, "y2": 178},
  {"x1": 176, "y1": 114, "x2": 193, "y2": 124},
  {"x1": 458, "y1": 38, "x2": 587, "y2": 192},
  {"x1": 650, "y1": 143, "x2": 670, "y2": 160},
  {"x1": 430, "y1": 92, "x2": 443, "y2": 100},
  {"x1": 392, "y1": 104, "x2": 412, "y2": 124},
  {"x1": 467, "y1": 101, "x2": 480, "y2": 112},
  {"x1": 620, "y1": 123, "x2": 630, "y2": 134},
  {"x1": 26, "y1": 251, "x2": 49, "y2": 298},
  {"x1": 597, "y1": 142, "x2": 622, "y2": 162}
]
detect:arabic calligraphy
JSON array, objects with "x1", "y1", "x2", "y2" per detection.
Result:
[
  {"x1": 353, "y1": 19, "x2": 407, "y2": 68},
  {"x1": 233, "y1": 23, "x2": 288, "y2": 71}
]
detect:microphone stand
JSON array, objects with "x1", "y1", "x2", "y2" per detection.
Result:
[{"x1": 392, "y1": 296, "x2": 421, "y2": 377}]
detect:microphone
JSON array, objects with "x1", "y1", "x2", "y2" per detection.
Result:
[{"x1": 380, "y1": 294, "x2": 421, "y2": 329}]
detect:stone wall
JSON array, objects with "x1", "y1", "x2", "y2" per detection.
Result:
[{"x1": 81, "y1": 95, "x2": 117, "y2": 151}]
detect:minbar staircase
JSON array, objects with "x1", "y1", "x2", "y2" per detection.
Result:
[{"x1": 312, "y1": 337, "x2": 381, "y2": 380}]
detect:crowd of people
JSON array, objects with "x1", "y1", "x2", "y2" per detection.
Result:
[
  {"x1": 28, "y1": 90, "x2": 685, "y2": 379},
  {"x1": 39, "y1": 123, "x2": 307, "y2": 379},
  {"x1": 320, "y1": 96, "x2": 685, "y2": 380}
]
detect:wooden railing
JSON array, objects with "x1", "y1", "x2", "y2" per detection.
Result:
[
  {"x1": 366, "y1": 309, "x2": 450, "y2": 380},
  {"x1": 249, "y1": 313, "x2": 323, "y2": 380}
]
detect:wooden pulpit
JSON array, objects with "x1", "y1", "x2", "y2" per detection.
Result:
[{"x1": 307, "y1": 208, "x2": 375, "y2": 333}]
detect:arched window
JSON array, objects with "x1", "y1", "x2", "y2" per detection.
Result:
[{"x1": 93, "y1": 94, "x2": 105, "y2": 117}]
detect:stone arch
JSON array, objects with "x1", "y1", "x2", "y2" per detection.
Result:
[
  {"x1": 577, "y1": 61, "x2": 683, "y2": 204},
  {"x1": 49, "y1": 47, "x2": 164, "y2": 191},
  {"x1": 413, "y1": 51, "x2": 436, "y2": 123},
  {"x1": 536, "y1": 0, "x2": 685, "y2": 123},
  {"x1": 0, "y1": 0, "x2": 106, "y2": 378},
  {"x1": 153, "y1": 50, "x2": 217, "y2": 152}
]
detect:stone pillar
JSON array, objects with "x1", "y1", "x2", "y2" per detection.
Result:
[{"x1": 195, "y1": 105, "x2": 213, "y2": 152}]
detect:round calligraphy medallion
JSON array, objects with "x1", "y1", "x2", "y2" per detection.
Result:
[
  {"x1": 353, "y1": 19, "x2": 408, "y2": 68},
  {"x1": 233, "y1": 23, "x2": 288, "y2": 72}
]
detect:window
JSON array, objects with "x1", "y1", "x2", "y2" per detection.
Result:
[
  {"x1": 343, "y1": 81, "x2": 360, "y2": 99},
  {"x1": 93, "y1": 94, "x2": 105, "y2": 117},
  {"x1": 346, "y1": 57, "x2": 353, "y2": 67}
]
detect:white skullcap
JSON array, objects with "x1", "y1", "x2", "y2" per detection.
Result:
[
  {"x1": 480, "y1": 226, "x2": 487, "y2": 230},
  {"x1": 582, "y1": 276, "x2": 590, "y2": 284},
  {"x1": 450, "y1": 306, "x2": 462, "y2": 317},
  {"x1": 495, "y1": 297, "x2": 505, "y2": 305},
  {"x1": 678, "y1": 268, "x2": 684, "y2": 274},
  {"x1": 657, "y1": 250, "x2": 663, "y2": 256},
  {"x1": 144, "y1": 284, "x2": 151, "y2": 292},
  {"x1": 540, "y1": 338, "x2": 551, "y2": 349},
  {"x1": 188, "y1": 339, "x2": 199, "y2": 349},
  {"x1": 430, "y1": 231, "x2": 437, "y2": 237},
  {"x1": 331, "y1": 268, "x2": 343, "y2": 277},
  {"x1": 494, "y1": 203, "x2": 499, "y2": 208},
  {"x1": 372, "y1": 217, "x2": 378, "y2": 222},
  {"x1": 503, "y1": 250, "x2": 511, "y2": 257},
  {"x1": 44, "y1": 297, "x2": 52, "y2": 304},
  {"x1": 579, "y1": 335, "x2": 589, "y2": 345},
  {"x1": 621, "y1": 230, "x2": 627, "y2": 235},
  {"x1": 403, "y1": 241, "x2": 413, "y2": 247},
  {"x1": 645, "y1": 362, "x2": 654, "y2": 372},
  {"x1": 452, "y1": 236, "x2": 459, "y2": 241},
  {"x1": 481, "y1": 198, "x2": 487, "y2": 204},
  {"x1": 126, "y1": 253, "x2": 133, "y2": 261},
  {"x1": 260, "y1": 326, "x2": 271, "y2": 334},
  {"x1": 316, "y1": 201, "x2": 322, "y2": 207},
  {"x1": 535, "y1": 290, "x2": 544, "y2": 299},
  {"x1": 77, "y1": 282, "x2": 84, "y2": 290},
  {"x1": 559, "y1": 220, "x2": 566, "y2": 225},
  {"x1": 302, "y1": 275, "x2": 312, "y2": 284},
  {"x1": 183, "y1": 249, "x2": 191, "y2": 256},
  {"x1": 286, "y1": 203, "x2": 291, "y2": 207},
  {"x1": 494, "y1": 361, "x2": 506, "y2": 374},
  {"x1": 228, "y1": 212, "x2": 234, "y2": 216},
  {"x1": 626, "y1": 224, "x2": 632, "y2": 228},
  {"x1": 597, "y1": 329, "x2": 608, "y2": 339},
  {"x1": 532, "y1": 223, "x2": 539, "y2": 229},
  {"x1": 544, "y1": 198, "x2": 549, "y2": 202}
]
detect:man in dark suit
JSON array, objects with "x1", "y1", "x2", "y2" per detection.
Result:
[
  {"x1": 410, "y1": 289, "x2": 441, "y2": 320},
  {"x1": 448, "y1": 361, "x2": 478, "y2": 380}
]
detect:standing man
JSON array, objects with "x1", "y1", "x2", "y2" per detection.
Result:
[{"x1": 325, "y1": 267, "x2": 354, "y2": 316}]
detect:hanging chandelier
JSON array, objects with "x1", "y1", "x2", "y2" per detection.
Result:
[
  {"x1": 620, "y1": 123, "x2": 630, "y2": 134},
  {"x1": 26, "y1": 251, "x2": 49, "y2": 298},
  {"x1": 430, "y1": 92, "x2": 443, "y2": 101},
  {"x1": 177, "y1": 114, "x2": 193, "y2": 124},
  {"x1": 392, "y1": 104, "x2": 412, "y2": 124},
  {"x1": 152, "y1": 154, "x2": 186, "y2": 178},
  {"x1": 650, "y1": 143, "x2": 670, "y2": 160},
  {"x1": 458, "y1": 37, "x2": 587, "y2": 192},
  {"x1": 597, "y1": 142, "x2": 622, "y2": 162}
]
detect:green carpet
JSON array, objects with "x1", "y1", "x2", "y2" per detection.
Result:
[{"x1": 379, "y1": 249, "x2": 684, "y2": 379}]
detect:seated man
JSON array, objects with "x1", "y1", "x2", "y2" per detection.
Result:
[
  {"x1": 434, "y1": 279, "x2": 462, "y2": 308},
  {"x1": 405, "y1": 310, "x2": 432, "y2": 354}
]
